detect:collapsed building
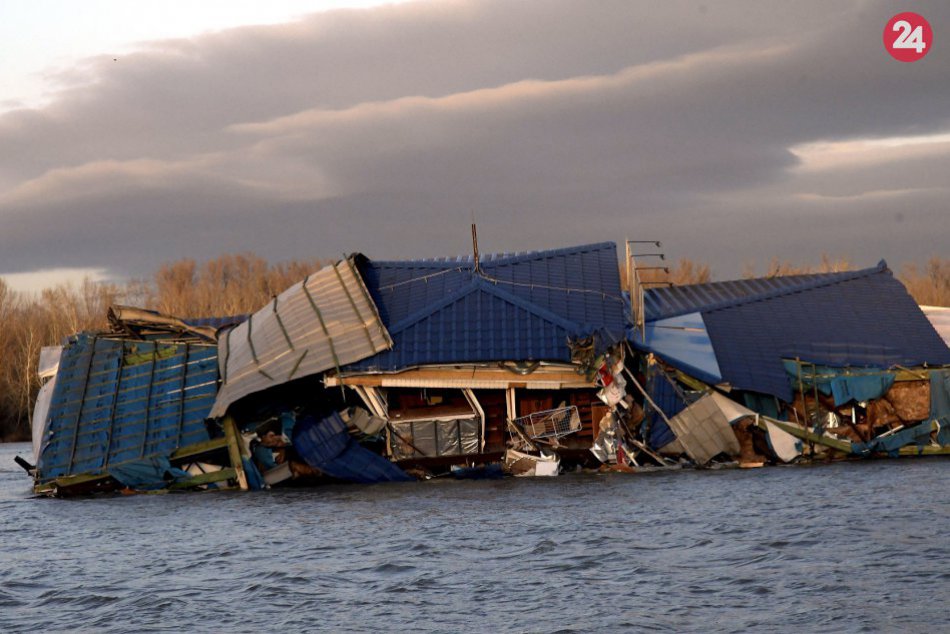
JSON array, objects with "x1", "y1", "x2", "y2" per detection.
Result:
[
  {"x1": 630, "y1": 261, "x2": 950, "y2": 466},
  {"x1": 18, "y1": 244, "x2": 950, "y2": 496}
]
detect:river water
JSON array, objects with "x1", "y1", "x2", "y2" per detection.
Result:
[{"x1": 0, "y1": 441, "x2": 947, "y2": 633}]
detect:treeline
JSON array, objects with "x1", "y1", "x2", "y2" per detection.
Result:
[
  {"x1": 0, "y1": 253, "x2": 328, "y2": 441},
  {"x1": 2, "y1": 253, "x2": 948, "y2": 441}
]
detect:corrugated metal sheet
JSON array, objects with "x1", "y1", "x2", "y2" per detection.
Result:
[
  {"x1": 210, "y1": 258, "x2": 392, "y2": 417},
  {"x1": 346, "y1": 242, "x2": 626, "y2": 372},
  {"x1": 37, "y1": 334, "x2": 218, "y2": 482}
]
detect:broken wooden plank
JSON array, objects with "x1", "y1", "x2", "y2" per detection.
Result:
[
  {"x1": 329, "y1": 366, "x2": 592, "y2": 388},
  {"x1": 222, "y1": 415, "x2": 248, "y2": 490},
  {"x1": 170, "y1": 436, "x2": 229, "y2": 461},
  {"x1": 33, "y1": 471, "x2": 115, "y2": 496},
  {"x1": 168, "y1": 468, "x2": 237, "y2": 490},
  {"x1": 755, "y1": 417, "x2": 853, "y2": 454}
]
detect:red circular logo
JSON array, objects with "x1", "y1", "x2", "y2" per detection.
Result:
[{"x1": 884, "y1": 12, "x2": 933, "y2": 62}]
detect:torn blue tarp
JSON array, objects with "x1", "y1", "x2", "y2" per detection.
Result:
[
  {"x1": 783, "y1": 360, "x2": 835, "y2": 396},
  {"x1": 293, "y1": 413, "x2": 413, "y2": 484},
  {"x1": 782, "y1": 361, "x2": 895, "y2": 406},
  {"x1": 243, "y1": 458, "x2": 265, "y2": 491},
  {"x1": 931, "y1": 369, "x2": 950, "y2": 446},
  {"x1": 108, "y1": 457, "x2": 190, "y2": 490},
  {"x1": 741, "y1": 392, "x2": 783, "y2": 420},
  {"x1": 830, "y1": 374, "x2": 895, "y2": 406},
  {"x1": 852, "y1": 422, "x2": 932, "y2": 457}
]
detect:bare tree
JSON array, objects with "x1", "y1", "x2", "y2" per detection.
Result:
[{"x1": 900, "y1": 257, "x2": 950, "y2": 306}]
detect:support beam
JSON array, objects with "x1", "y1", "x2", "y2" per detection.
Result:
[
  {"x1": 168, "y1": 468, "x2": 237, "y2": 490},
  {"x1": 327, "y1": 367, "x2": 592, "y2": 389},
  {"x1": 170, "y1": 437, "x2": 228, "y2": 461},
  {"x1": 755, "y1": 417, "x2": 852, "y2": 454},
  {"x1": 222, "y1": 415, "x2": 248, "y2": 490}
]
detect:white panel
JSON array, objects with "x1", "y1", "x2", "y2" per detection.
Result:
[
  {"x1": 709, "y1": 391, "x2": 756, "y2": 424},
  {"x1": 764, "y1": 419, "x2": 803, "y2": 463},
  {"x1": 32, "y1": 378, "x2": 56, "y2": 462},
  {"x1": 37, "y1": 346, "x2": 63, "y2": 380},
  {"x1": 210, "y1": 258, "x2": 392, "y2": 417},
  {"x1": 665, "y1": 392, "x2": 742, "y2": 464}
]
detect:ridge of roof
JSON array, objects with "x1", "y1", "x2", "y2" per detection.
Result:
[
  {"x1": 347, "y1": 241, "x2": 624, "y2": 372},
  {"x1": 645, "y1": 260, "x2": 889, "y2": 321},
  {"x1": 365, "y1": 241, "x2": 617, "y2": 270},
  {"x1": 702, "y1": 260, "x2": 890, "y2": 314}
]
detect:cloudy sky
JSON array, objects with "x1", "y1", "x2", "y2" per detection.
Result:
[{"x1": 1, "y1": 0, "x2": 948, "y2": 291}]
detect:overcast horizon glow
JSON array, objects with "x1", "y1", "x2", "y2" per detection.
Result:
[{"x1": 1, "y1": 0, "x2": 948, "y2": 293}]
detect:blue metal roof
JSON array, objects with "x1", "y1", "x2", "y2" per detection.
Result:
[
  {"x1": 37, "y1": 334, "x2": 218, "y2": 482},
  {"x1": 345, "y1": 242, "x2": 626, "y2": 372},
  {"x1": 642, "y1": 262, "x2": 950, "y2": 401},
  {"x1": 633, "y1": 312, "x2": 722, "y2": 385},
  {"x1": 644, "y1": 269, "x2": 862, "y2": 322}
]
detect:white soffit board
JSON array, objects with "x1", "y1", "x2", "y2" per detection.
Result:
[{"x1": 210, "y1": 258, "x2": 392, "y2": 417}]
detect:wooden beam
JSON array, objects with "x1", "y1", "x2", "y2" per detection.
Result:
[
  {"x1": 331, "y1": 366, "x2": 592, "y2": 388},
  {"x1": 673, "y1": 370, "x2": 710, "y2": 393},
  {"x1": 893, "y1": 367, "x2": 930, "y2": 381},
  {"x1": 168, "y1": 468, "x2": 237, "y2": 490},
  {"x1": 34, "y1": 472, "x2": 112, "y2": 495},
  {"x1": 222, "y1": 415, "x2": 248, "y2": 490},
  {"x1": 898, "y1": 444, "x2": 950, "y2": 456},
  {"x1": 170, "y1": 436, "x2": 229, "y2": 461},
  {"x1": 756, "y1": 417, "x2": 853, "y2": 454}
]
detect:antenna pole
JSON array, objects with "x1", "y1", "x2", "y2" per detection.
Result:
[{"x1": 471, "y1": 223, "x2": 481, "y2": 273}]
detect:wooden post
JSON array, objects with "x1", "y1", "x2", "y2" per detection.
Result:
[{"x1": 222, "y1": 415, "x2": 248, "y2": 490}]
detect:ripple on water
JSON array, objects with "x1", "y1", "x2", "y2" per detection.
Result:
[{"x1": 0, "y1": 442, "x2": 946, "y2": 633}]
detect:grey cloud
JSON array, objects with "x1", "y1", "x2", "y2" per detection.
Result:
[
  {"x1": 1, "y1": 0, "x2": 948, "y2": 282},
  {"x1": 0, "y1": 0, "x2": 863, "y2": 182}
]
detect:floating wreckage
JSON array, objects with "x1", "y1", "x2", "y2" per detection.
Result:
[
  {"x1": 629, "y1": 258, "x2": 950, "y2": 467},
  {"x1": 18, "y1": 240, "x2": 950, "y2": 496}
]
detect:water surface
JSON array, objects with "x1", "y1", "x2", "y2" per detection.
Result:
[{"x1": 1, "y1": 442, "x2": 947, "y2": 633}]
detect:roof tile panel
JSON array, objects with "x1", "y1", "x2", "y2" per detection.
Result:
[{"x1": 348, "y1": 242, "x2": 625, "y2": 372}]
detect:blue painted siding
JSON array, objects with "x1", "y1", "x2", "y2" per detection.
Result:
[{"x1": 37, "y1": 334, "x2": 218, "y2": 482}]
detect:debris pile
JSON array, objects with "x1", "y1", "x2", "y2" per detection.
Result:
[
  {"x1": 630, "y1": 259, "x2": 950, "y2": 469},
  {"x1": 19, "y1": 242, "x2": 950, "y2": 496}
]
